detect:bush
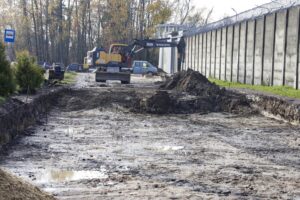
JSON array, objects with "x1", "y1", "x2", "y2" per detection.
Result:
[
  {"x1": 15, "y1": 51, "x2": 44, "y2": 94},
  {"x1": 0, "y1": 42, "x2": 16, "y2": 96}
]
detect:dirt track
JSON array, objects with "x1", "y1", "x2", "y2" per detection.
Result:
[{"x1": 0, "y1": 73, "x2": 300, "y2": 199}]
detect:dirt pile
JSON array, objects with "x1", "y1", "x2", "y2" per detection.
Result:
[
  {"x1": 141, "y1": 69, "x2": 253, "y2": 114},
  {"x1": 0, "y1": 169, "x2": 55, "y2": 200},
  {"x1": 139, "y1": 91, "x2": 171, "y2": 114},
  {"x1": 161, "y1": 69, "x2": 222, "y2": 96}
]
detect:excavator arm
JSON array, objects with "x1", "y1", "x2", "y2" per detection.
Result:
[{"x1": 126, "y1": 37, "x2": 186, "y2": 71}]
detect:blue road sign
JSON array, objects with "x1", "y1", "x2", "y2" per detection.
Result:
[{"x1": 4, "y1": 29, "x2": 15, "y2": 43}]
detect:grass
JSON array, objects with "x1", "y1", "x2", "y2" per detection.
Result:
[
  {"x1": 209, "y1": 78, "x2": 300, "y2": 99},
  {"x1": 0, "y1": 96, "x2": 6, "y2": 105},
  {"x1": 61, "y1": 72, "x2": 78, "y2": 84}
]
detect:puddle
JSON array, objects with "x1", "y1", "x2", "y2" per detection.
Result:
[
  {"x1": 161, "y1": 146, "x2": 184, "y2": 151},
  {"x1": 37, "y1": 169, "x2": 107, "y2": 183}
]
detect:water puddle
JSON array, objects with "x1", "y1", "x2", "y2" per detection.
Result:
[
  {"x1": 161, "y1": 146, "x2": 184, "y2": 151},
  {"x1": 37, "y1": 169, "x2": 107, "y2": 183}
]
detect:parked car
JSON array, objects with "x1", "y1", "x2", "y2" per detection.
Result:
[
  {"x1": 67, "y1": 63, "x2": 83, "y2": 72},
  {"x1": 132, "y1": 61, "x2": 158, "y2": 75}
]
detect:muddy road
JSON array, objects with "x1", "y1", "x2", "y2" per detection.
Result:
[{"x1": 1, "y1": 73, "x2": 300, "y2": 199}]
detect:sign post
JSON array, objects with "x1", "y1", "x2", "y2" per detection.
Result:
[
  {"x1": 4, "y1": 29, "x2": 15, "y2": 43},
  {"x1": 4, "y1": 29, "x2": 16, "y2": 62}
]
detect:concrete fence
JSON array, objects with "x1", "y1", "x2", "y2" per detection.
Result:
[{"x1": 182, "y1": 6, "x2": 300, "y2": 89}]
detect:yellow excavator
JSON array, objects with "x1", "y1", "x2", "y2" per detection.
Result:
[{"x1": 86, "y1": 37, "x2": 186, "y2": 84}]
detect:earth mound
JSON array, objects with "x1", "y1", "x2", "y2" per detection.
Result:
[
  {"x1": 145, "y1": 69, "x2": 253, "y2": 114},
  {"x1": 0, "y1": 169, "x2": 55, "y2": 200},
  {"x1": 161, "y1": 69, "x2": 223, "y2": 96}
]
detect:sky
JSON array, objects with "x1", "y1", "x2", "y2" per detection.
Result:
[{"x1": 194, "y1": 0, "x2": 273, "y2": 21}]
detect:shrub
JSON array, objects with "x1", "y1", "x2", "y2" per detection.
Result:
[
  {"x1": 0, "y1": 42, "x2": 16, "y2": 96},
  {"x1": 15, "y1": 51, "x2": 44, "y2": 94}
]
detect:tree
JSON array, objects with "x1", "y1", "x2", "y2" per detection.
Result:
[
  {"x1": 15, "y1": 51, "x2": 44, "y2": 94},
  {"x1": 0, "y1": 42, "x2": 16, "y2": 96},
  {"x1": 171, "y1": 0, "x2": 213, "y2": 26},
  {"x1": 146, "y1": 0, "x2": 172, "y2": 36}
]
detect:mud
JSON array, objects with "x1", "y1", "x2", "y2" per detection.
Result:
[
  {"x1": 0, "y1": 73, "x2": 299, "y2": 199},
  {"x1": 0, "y1": 87, "x2": 68, "y2": 149}
]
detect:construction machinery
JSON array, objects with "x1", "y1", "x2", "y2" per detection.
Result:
[
  {"x1": 48, "y1": 63, "x2": 65, "y2": 80},
  {"x1": 83, "y1": 57, "x2": 89, "y2": 71},
  {"x1": 86, "y1": 36, "x2": 186, "y2": 84}
]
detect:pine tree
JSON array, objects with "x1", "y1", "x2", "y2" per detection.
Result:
[
  {"x1": 15, "y1": 51, "x2": 44, "y2": 94},
  {"x1": 0, "y1": 42, "x2": 16, "y2": 96}
]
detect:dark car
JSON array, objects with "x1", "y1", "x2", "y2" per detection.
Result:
[{"x1": 67, "y1": 63, "x2": 83, "y2": 72}]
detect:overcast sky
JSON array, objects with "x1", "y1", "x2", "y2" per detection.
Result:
[{"x1": 194, "y1": 0, "x2": 272, "y2": 21}]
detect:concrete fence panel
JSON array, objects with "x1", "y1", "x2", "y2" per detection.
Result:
[
  {"x1": 246, "y1": 20, "x2": 255, "y2": 84},
  {"x1": 211, "y1": 31, "x2": 216, "y2": 78},
  {"x1": 232, "y1": 24, "x2": 240, "y2": 82},
  {"x1": 254, "y1": 17, "x2": 265, "y2": 85},
  {"x1": 159, "y1": 5, "x2": 300, "y2": 89},
  {"x1": 273, "y1": 10, "x2": 287, "y2": 86},
  {"x1": 263, "y1": 13, "x2": 276, "y2": 86},
  {"x1": 285, "y1": 7, "x2": 299, "y2": 87},
  {"x1": 239, "y1": 22, "x2": 247, "y2": 84},
  {"x1": 196, "y1": 34, "x2": 200, "y2": 71},
  {"x1": 226, "y1": 26, "x2": 233, "y2": 81},
  {"x1": 220, "y1": 27, "x2": 227, "y2": 80},
  {"x1": 199, "y1": 34, "x2": 204, "y2": 73},
  {"x1": 206, "y1": 32, "x2": 211, "y2": 77},
  {"x1": 203, "y1": 33, "x2": 208, "y2": 76},
  {"x1": 215, "y1": 29, "x2": 222, "y2": 79}
]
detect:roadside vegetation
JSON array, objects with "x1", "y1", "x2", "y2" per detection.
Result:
[
  {"x1": 0, "y1": 42, "x2": 16, "y2": 97},
  {"x1": 15, "y1": 51, "x2": 44, "y2": 94},
  {"x1": 0, "y1": 42, "x2": 46, "y2": 106},
  {"x1": 210, "y1": 79, "x2": 300, "y2": 99},
  {"x1": 61, "y1": 72, "x2": 77, "y2": 84}
]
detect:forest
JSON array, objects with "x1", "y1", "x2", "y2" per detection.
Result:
[{"x1": 0, "y1": 0, "x2": 212, "y2": 65}]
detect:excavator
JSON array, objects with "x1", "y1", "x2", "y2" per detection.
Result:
[{"x1": 86, "y1": 36, "x2": 186, "y2": 84}]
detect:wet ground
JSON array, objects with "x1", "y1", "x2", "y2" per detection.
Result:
[{"x1": 1, "y1": 73, "x2": 300, "y2": 199}]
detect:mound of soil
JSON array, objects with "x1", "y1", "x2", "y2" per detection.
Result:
[
  {"x1": 161, "y1": 69, "x2": 222, "y2": 96},
  {"x1": 0, "y1": 169, "x2": 55, "y2": 200},
  {"x1": 155, "y1": 69, "x2": 253, "y2": 114},
  {"x1": 139, "y1": 91, "x2": 171, "y2": 114}
]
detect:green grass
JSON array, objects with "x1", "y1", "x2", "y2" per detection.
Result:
[
  {"x1": 209, "y1": 78, "x2": 300, "y2": 99},
  {"x1": 61, "y1": 72, "x2": 78, "y2": 84},
  {"x1": 0, "y1": 96, "x2": 6, "y2": 105}
]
